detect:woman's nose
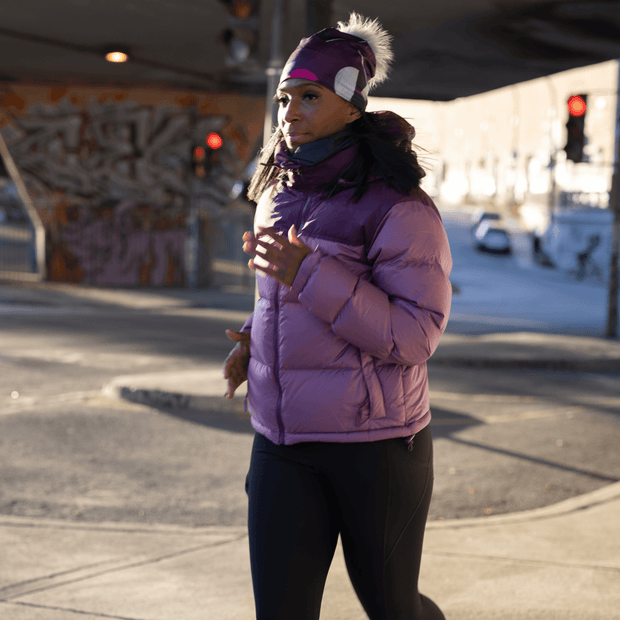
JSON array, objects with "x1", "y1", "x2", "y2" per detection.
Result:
[{"x1": 283, "y1": 100, "x2": 300, "y2": 124}]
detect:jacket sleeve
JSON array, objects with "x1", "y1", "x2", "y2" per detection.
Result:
[
  {"x1": 289, "y1": 199, "x2": 452, "y2": 366},
  {"x1": 240, "y1": 312, "x2": 253, "y2": 333}
]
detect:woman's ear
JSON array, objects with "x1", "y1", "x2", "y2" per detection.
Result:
[{"x1": 347, "y1": 104, "x2": 362, "y2": 124}]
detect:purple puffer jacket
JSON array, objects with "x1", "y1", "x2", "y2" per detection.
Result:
[{"x1": 241, "y1": 144, "x2": 452, "y2": 445}]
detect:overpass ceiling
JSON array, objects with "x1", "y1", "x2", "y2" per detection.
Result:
[{"x1": 0, "y1": 0, "x2": 619, "y2": 101}]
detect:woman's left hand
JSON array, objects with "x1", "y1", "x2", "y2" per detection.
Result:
[{"x1": 243, "y1": 225, "x2": 312, "y2": 287}]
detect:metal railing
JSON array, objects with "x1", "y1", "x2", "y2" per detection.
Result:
[
  {"x1": 0, "y1": 131, "x2": 45, "y2": 281},
  {"x1": 557, "y1": 190, "x2": 610, "y2": 210}
]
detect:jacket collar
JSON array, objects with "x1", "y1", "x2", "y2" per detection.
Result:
[{"x1": 272, "y1": 131, "x2": 358, "y2": 192}]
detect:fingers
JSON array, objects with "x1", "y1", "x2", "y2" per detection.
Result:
[
  {"x1": 225, "y1": 329, "x2": 250, "y2": 342},
  {"x1": 288, "y1": 224, "x2": 298, "y2": 245},
  {"x1": 244, "y1": 239, "x2": 286, "y2": 267},
  {"x1": 248, "y1": 259, "x2": 284, "y2": 281},
  {"x1": 224, "y1": 364, "x2": 241, "y2": 398},
  {"x1": 226, "y1": 377, "x2": 236, "y2": 399},
  {"x1": 225, "y1": 371, "x2": 247, "y2": 399},
  {"x1": 244, "y1": 226, "x2": 309, "y2": 287},
  {"x1": 223, "y1": 335, "x2": 250, "y2": 398},
  {"x1": 244, "y1": 233, "x2": 286, "y2": 260}
]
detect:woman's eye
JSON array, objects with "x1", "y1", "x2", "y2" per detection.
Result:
[{"x1": 275, "y1": 92, "x2": 317, "y2": 105}]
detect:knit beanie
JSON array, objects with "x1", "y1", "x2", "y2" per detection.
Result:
[{"x1": 279, "y1": 13, "x2": 393, "y2": 111}]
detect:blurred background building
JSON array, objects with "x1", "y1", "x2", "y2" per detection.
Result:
[{"x1": 368, "y1": 59, "x2": 618, "y2": 280}]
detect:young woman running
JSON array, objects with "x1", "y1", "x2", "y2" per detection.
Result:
[{"x1": 223, "y1": 13, "x2": 451, "y2": 619}]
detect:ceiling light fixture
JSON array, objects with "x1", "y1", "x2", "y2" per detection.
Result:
[{"x1": 103, "y1": 46, "x2": 130, "y2": 63}]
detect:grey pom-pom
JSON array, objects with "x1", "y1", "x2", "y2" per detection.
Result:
[{"x1": 336, "y1": 12, "x2": 393, "y2": 90}]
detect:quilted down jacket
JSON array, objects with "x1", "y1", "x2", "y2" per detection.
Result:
[{"x1": 241, "y1": 143, "x2": 452, "y2": 445}]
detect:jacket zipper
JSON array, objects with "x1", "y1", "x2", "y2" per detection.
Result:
[
  {"x1": 273, "y1": 285, "x2": 285, "y2": 444},
  {"x1": 270, "y1": 196, "x2": 312, "y2": 444},
  {"x1": 275, "y1": 196, "x2": 311, "y2": 444}
]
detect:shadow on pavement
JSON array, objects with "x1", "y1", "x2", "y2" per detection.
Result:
[
  {"x1": 151, "y1": 403, "x2": 255, "y2": 435},
  {"x1": 152, "y1": 403, "x2": 486, "y2": 439},
  {"x1": 448, "y1": 436, "x2": 619, "y2": 483},
  {"x1": 428, "y1": 406, "x2": 483, "y2": 439}
]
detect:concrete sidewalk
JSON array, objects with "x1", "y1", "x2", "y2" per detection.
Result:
[
  {"x1": 1, "y1": 481, "x2": 619, "y2": 619},
  {"x1": 0, "y1": 280, "x2": 256, "y2": 313}
]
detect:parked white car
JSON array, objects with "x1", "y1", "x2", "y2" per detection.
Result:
[
  {"x1": 470, "y1": 209, "x2": 501, "y2": 232},
  {"x1": 472, "y1": 220, "x2": 512, "y2": 254}
]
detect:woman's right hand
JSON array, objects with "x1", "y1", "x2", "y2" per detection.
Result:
[{"x1": 223, "y1": 330, "x2": 251, "y2": 399}]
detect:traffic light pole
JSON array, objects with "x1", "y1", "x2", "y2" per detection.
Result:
[
  {"x1": 256, "y1": 0, "x2": 285, "y2": 305},
  {"x1": 263, "y1": 0, "x2": 284, "y2": 149},
  {"x1": 187, "y1": 179, "x2": 199, "y2": 290},
  {"x1": 606, "y1": 60, "x2": 620, "y2": 339}
]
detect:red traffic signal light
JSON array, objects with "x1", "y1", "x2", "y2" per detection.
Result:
[
  {"x1": 568, "y1": 95, "x2": 587, "y2": 117},
  {"x1": 564, "y1": 94, "x2": 588, "y2": 163},
  {"x1": 206, "y1": 132, "x2": 223, "y2": 150},
  {"x1": 191, "y1": 133, "x2": 224, "y2": 177},
  {"x1": 192, "y1": 145, "x2": 206, "y2": 177}
]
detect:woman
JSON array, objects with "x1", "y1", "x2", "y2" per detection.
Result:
[{"x1": 223, "y1": 13, "x2": 451, "y2": 620}]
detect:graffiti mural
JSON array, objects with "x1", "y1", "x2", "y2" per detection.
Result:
[
  {"x1": 0, "y1": 86, "x2": 261, "y2": 285},
  {"x1": 1, "y1": 98, "x2": 234, "y2": 205},
  {"x1": 49, "y1": 198, "x2": 186, "y2": 285}
]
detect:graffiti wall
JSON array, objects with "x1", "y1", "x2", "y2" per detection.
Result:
[{"x1": 0, "y1": 85, "x2": 263, "y2": 285}]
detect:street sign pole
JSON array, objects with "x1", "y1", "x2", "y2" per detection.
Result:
[{"x1": 606, "y1": 61, "x2": 620, "y2": 339}]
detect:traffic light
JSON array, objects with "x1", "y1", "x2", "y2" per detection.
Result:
[
  {"x1": 564, "y1": 94, "x2": 588, "y2": 163},
  {"x1": 206, "y1": 132, "x2": 223, "y2": 151},
  {"x1": 219, "y1": 0, "x2": 259, "y2": 66},
  {"x1": 192, "y1": 144, "x2": 207, "y2": 178},
  {"x1": 191, "y1": 132, "x2": 224, "y2": 177}
]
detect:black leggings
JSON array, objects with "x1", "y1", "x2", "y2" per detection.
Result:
[{"x1": 245, "y1": 426, "x2": 445, "y2": 620}]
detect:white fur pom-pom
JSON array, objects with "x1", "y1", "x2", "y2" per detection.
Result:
[{"x1": 336, "y1": 12, "x2": 393, "y2": 90}]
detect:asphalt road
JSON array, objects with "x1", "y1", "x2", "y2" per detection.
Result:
[
  {"x1": 1, "y1": 300, "x2": 619, "y2": 527},
  {"x1": 443, "y1": 209, "x2": 611, "y2": 337}
]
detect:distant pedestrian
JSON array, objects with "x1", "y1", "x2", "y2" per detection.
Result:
[{"x1": 223, "y1": 13, "x2": 451, "y2": 620}]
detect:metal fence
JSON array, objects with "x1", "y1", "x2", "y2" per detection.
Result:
[
  {"x1": 210, "y1": 201, "x2": 255, "y2": 291},
  {"x1": 557, "y1": 190, "x2": 610, "y2": 210}
]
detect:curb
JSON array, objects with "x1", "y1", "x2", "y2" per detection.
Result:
[
  {"x1": 427, "y1": 357, "x2": 620, "y2": 371},
  {"x1": 427, "y1": 479, "x2": 620, "y2": 530},
  {"x1": 101, "y1": 380, "x2": 250, "y2": 418},
  {"x1": 3, "y1": 480, "x2": 619, "y2": 536},
  {"x1": 0, "y1": 515, "x2": 248, "y2": 536}
]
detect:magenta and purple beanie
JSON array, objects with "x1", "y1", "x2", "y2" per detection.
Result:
[{"x1": 279, "y1": 13, "x2": 394, "y2": 111}]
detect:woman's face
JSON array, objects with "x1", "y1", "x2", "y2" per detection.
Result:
[{"x1": 276, "y1": 79, "x2": 361, "y2": 151}]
